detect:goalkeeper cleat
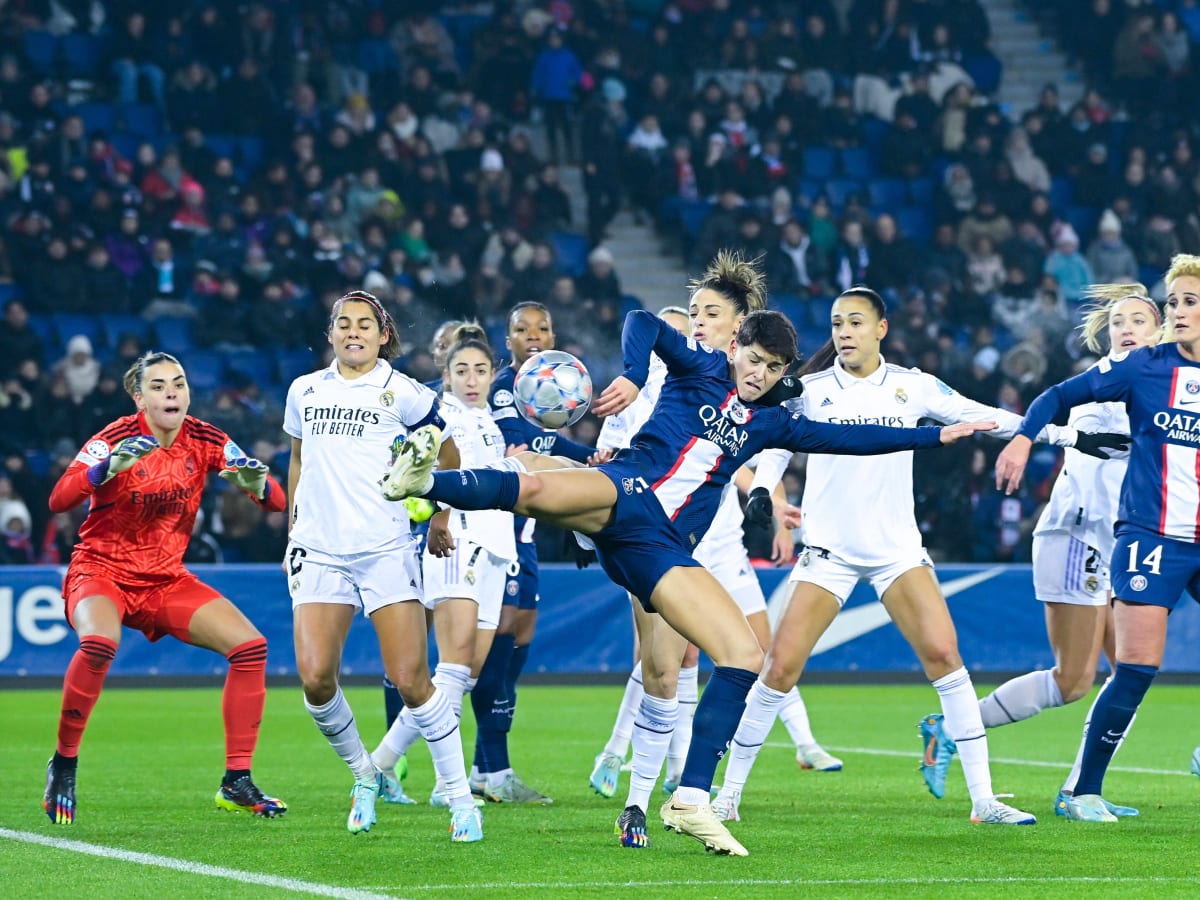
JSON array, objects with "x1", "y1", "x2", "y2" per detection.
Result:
[
  {"x1": 450, "y1": 803, "x2": 484, "y2": 842},
  {"x1": 377, "y1": 768, "x2": 415, "y2": 805},
  {"x1": 797, "y1": 744, "x2": 843, "y2": 772},
  {"x1": 971, "y1": 796, "x2": 1036, "y2": 825},
  {"x1": 43, "y1": 757, "x2": 77, "y2": 825},
  {"x1": 918, "y1": 713, "x2": 957, "y2": 799},
  {"x1": 483, "y1": 772, "x2": 553, "y2": 804},
  {"x1": 215, "y1": 774, "x2": 287, "y2": 818},
  {"x1": 1063, "y1": 793, "x2": 1118, "y2": 823},
  {"x1": 590, "y1": 751, "x2": 623, "y2": 798},
  {"x1": 661, "y1": 792, "x2": 748, "y2": 856},
  {"x1": 711, "y1": 789, "x2": 742, "y2": 823},
  {"x1": 1055, "y1": 789, "x2": 1138, "y2": 818},
  {"x1": 347, "y1": 778, "x2": 379, "y2": 834},
  {"x1": 381, "y1": 425, "x2": 441, "y2": 500},
  {"x1": 615, "y1": 804, "x2": 649, "y2": 848},
  {"x1": 1191, "y1": 746, "x2": 1200, "y2": 777}
]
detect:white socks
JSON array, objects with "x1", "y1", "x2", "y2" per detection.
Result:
[
  {"x1": 604, "y1": 661, "x2": 645, "y2": 758},
  {"x1": 626, "y1": 693, "x2": 678, "y2": 812},
  {"x1": 373, "y1": 663, "x2": 474, "y2": 771},
  {"x1": 305, "y1": 687, "x2": 376, "y2": 782},
  {"x1": 408, "y1": 688, "x2": 471, "y2": 807},
  {"x1": 665, "y1": 665, "x2": 698, "y2": 780},
  {"x1": 932, "y1": 667, "x2": 993, "y2": 804},
  {"x1": 978, "y1": 669, "x2": 1063, "y2": 728},
  {"x1": 778, "y1": 687, "x2": 816, "y2": 749},
  {"x1": 721, "y1": 679, "x2": 786, "y2": 795}
]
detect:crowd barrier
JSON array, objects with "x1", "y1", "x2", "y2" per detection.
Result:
[{"x1": 3, "y1": 564, "x2": 1200, "y2": 677}]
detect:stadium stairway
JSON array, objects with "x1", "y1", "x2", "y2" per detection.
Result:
[{"x1": 986, "y1": 0, "x2": 1082, "y2": 116}]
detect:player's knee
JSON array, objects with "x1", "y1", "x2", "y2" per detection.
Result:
[
  {"x1": 719, "y1": 643, "x2": 764, "y2": 674},
  {"x1": 762, "y1": 656, "x2": 800, "y2": 692},
  {"x1": 918, "y1": 642, "x2": 960, "y2": 675},
  {"x1": 387, "y1": 665, "x2": 433, "y2": 705},
  {"x1": 1058, "y1": 669, "x2": 1096, "y2": 704},
  {"x1": 641, "y1": 664, "x2": 677, "y2": 698},
  {"x1": 297, "y1": 659, "x2": 338, "y2": 704}
]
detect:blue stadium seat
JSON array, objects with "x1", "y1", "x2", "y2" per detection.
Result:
[
  {"x1": 962, "y1": 52, "x2": 1003, "y2": 94},
  {"x1": 184, "y1": 350, "x2": 224, "y2": 391},
  {"x1": 798, "y1": 324, "x2": 830, "y2": 354},
  {"x1": 62, "y1": 33, "x2": 103, "y2": 77},
  {"x1": 101, "y1": 314, "x2": 150, "y2": 347},
  {"x1": 798, "y1": 178, "x2": 824, "y2": 203},
  {"x1": 1048, "y1": 176, "x2": 1073, "y2": 212},
  {"x1": 22, "y1": 31, "x2": 58, "y2": 74},
  {"x1": 358, "y1": 38, "x2": 398, "y2": 75},
  {"x1": 548, "y1": 231, "x2": 589, "y2": 277},
  {"x1": 859, "y1": 116, "x2": 891, "y2": 150},
  {"x1": 27, "y1": 314, "x2": 56, "y2": 345},
  {"x1": 274, "y1": 348, "x2": 318, "y2": 385},
  {"x1": 907, "y1": 176, "x2": 935, "y2": 206},
  {"x1": 1065, "y1": 205, "x2": 1100, "y2": 246},
  {"x1": 823, "y1": 178, "x2": 862, "y2": 209},
  {"x1": 1138, "y1": 265, "x2": 1160, "y2": 290},
  {"x1": 0, "y1": 282, "x2": 24, "y2": 305},
  {"x1": 895, "y1": 207, "x2": 933, "y2": 244},
  {"x1": 205, "y1": 134, "x2": 237, "y2": 161},
  {"x1": 620, "y1": 294, "x2": 643, "y2": 317},
  {"x1": 771, "y1": 293, "x2": 807, "y2": 330},
  {"x1": 75, "y1": 101, "x2": 116, "y2": 136},
  {"x1": 808, "y1": 295, "x2": 835, "y2": 329},
  {"x1": 802, "y1": 147, "x2": 836, "y2": 179},
  {"x1": 24, "y1": 449, "x2": 52, "y2": 477},
  {"x1": 51, "y1": 313, "x2": 102, "y2": 347},
  {"x1": 867, "y1": 177, "x2": 907, "y2": 210},
  {"x1": 678, "y1": 200, "x2": 712, "y2": 239},
  {"x1": 238, "y1": 137, "x2": 264, "y2": 173},
  {"x1": 110, "y1": 132, "x2": 140, "y2": 160},
  {"x1": 840, "y1": 147, "x2": 876, "y2": 180},
  {"x1": 223, "y1": 349, "x2": 275, "y2": 387},
  {"x1": 119, "y1": 103, "x2": 162, "y2": 137},
  {"x1": 153, "y1": 316, "x2": 195, "y2": 353}
]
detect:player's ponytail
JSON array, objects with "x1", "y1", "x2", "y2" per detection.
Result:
[
  {"x1": 689, "y1": 249, "x2": 767, "y2": 315},
  {"x1": 799, "y1": 286, "x2": 887, "y2": 376},
  {"x1": 1077, "y1": 283, "x2": 1156, "y2": 353},
  {"x1": 330, "y1": 290, "x2": 401, "y2": 360},
  {"x1": 445, "y1": 322, "x2": 494, "y2": 370},
  {"x1": 125, "y1": 350, "x2": 183, "y2": 398}
]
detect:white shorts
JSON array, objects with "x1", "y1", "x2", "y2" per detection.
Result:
[
  {"x1": 286, "y1": 537, "x2": 422, "y2": 616},
  {"x1": 788, "y1": 545, "x2": 933, "y2": 607},
  {"x1": 1032, "y1": 533, "x2": 1109, "y2": 607},
  {"x1": 422, "y1": 540, "x2": 510, "y2": 630},
  {"x1": 699, "y1": 546, "x2": 767, "y2": 616}
]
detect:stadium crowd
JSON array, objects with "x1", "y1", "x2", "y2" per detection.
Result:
[{"x1": 0, "y1": 0, "x2": 1196, "y2": 567}]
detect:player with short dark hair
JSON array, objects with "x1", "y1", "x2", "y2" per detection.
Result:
[{"x1": 43, "y1": 351, "x2": 288, "y2": 825}]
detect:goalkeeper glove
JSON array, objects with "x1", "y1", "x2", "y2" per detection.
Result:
[
  {"x1": 219, "y1": 456, "x2": 270, "y2": 501},
  {"x1": 1074, "y1": 432, "x2": 1131, "y2": 460},
  {"x1": 88, "y1": 434, "x2": 159, "y2": 486},
  {"x1": 744, "y1": 486, "x2": 774, "y2": 530},
  {"x1": 404, "y1": 497, "x2": 436, "y2": 523},
  {"x1": 756, "y1": 374, "x2": 804, "y2": 406},
  {"x1": 564, "y1": 530, "x2": 597, "y2": 569}
]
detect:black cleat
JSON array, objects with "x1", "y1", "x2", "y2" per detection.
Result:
[
  {"x1": 215, "y1": 774, "x2": 287, "y2": 818},
  {"x1": 44, "y1": 756, "x2": 77, "y2": 825},
  {"x1": 615, "y1": 804, "x2": 649, "y2": 848}
]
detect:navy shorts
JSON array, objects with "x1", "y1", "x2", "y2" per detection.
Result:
[
  {"x1": 503, "y1": 539, "x2": 539, "y2": 610},
  {"x1": 593, "y1": 463, "x2": 702, "y2": 610},
  {"x1": 1110, "y1": 524, "x2": 1200, "y2": 610}
]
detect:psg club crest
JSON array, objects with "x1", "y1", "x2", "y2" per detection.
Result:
[
  {"x1": 894, "y1": 388, "x2": 908, "y2": 404},
  {"x1": 727, "y1": 400, "x2": 750, "y2": 425},
  {"x1": 1188, "y1": 381, "x2": 1200, "y2": 395},
  {"x1": 621, "y1": 477, "x2": 635, "y2": 495},
  {"x1": 1130, "y1": 575, "x2": 1148, "y2": 592}
]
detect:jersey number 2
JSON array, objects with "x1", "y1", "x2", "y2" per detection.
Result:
[{"x1": 1125, "y1": 540, "x2": 1163, "y2": 576}]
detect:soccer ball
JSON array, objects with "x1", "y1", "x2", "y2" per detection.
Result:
[{"x1": 514, "y1": 350, "x2": 593, "y2": 429}]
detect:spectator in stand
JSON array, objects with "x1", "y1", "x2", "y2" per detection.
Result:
[
  {"x1": 957, "y1": 194, "x2": 1013, "y2": 254},
  {"x1": 881, "y1": 111, "x2": 934, "y2": 179},
  {"x1": 532, "y1": 164, "x2": 573, "y2": 234},
  {"x1": 1112, "y1": 11, "x2": 1163, "y2": 117},
  {"x1": 870, "y1": 214, "x2": 918, "y2": 294},
  {"x1": 0, "y1": 300, "x2": 41, "y2": 374},
  {"x1": 923, "y1": 223, "x2": 970, "y2": 296},
  {"x1": 937, "y1": 163, "x2": 977, "y2": 225},
  {"x1": 1087, "y1": 210, "x2": 1139, "y2": 284},
  {"x1": 1043, "y1": 225, "x2": 1093, "y2": 303},
  {"x1": 109, "y1": 11, "x2": 166, "y2": 111},
  {"x1": 625, "y1": 113, "x2": 670, "y2": 225},
  {"x1": 833, "y1": 220, "x2": 870, "y2": 292},
  {"x1": 530, "y1": 28, "x2": 582, "y2": 166},
  {"x1": 1005, "y1": 128, "x2": 1051, "y2": 195},
  {"x1": 51, "y1": 335, "x2": 100, "y2": 405},
  {"x1": 576, "y1": 246, "x2": 623, "y2": 320},
  {"x1": 134, "y1": 237, "x2": 191, "y2": 317},
  {"x1": 581, "y1": 81, "x2": 627, "y2": 246},
  {"x1": 768, "y1": 219, "x2": 830, "y2": 297}
]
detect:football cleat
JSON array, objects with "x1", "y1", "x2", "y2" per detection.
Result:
[
  {"x1": 590, "y1": 751, "x2": 623, "y2": 798},
  {"x1": 450, "y1": 802, "x2": 484, "y2": 842},
  {"x1": 381, "y1": 425, "x2": 441, "y2": 501},
  {"x1": 1055, "y1": 789, "x2": 1138, "y2": 818},
  {"x1": 43, "y1": 757, "x2": 77, "y2": 825},
  {"x1": 661, "y1": 792, "x2": 748, "y2": 856},
  {"x1": 918, "y1": 713, "x2": 957, "y2": 799},
  {"x1": 615, "y1": 804, "x2": 649, "y2": 848},
  {"x1": 971, "y1": 796, "x2": 1036, "y2": 825},
  {"x1": 468, "y1": 774, "x2": 487, "y2": 798},
  {"x1": 662, "y1": 775, "x2": 680, "y2": 795},
  {"x1": 429, "y1": 783, "x2": 484, "y2": 808},
  {"x1": 377, "y1": 768, "x2": 415, "y2": 805},
  {"x1": 1191, "y1": 746, "x2": 1200, "y2": 777},
  {"x1": 797, "y1": 745, "x2": 844, "y2": 772},
  {"x1": 483, "y1": 772, "x2": 553, "y2": 804},
  {"x1": 711, "y1": 789, "x2": 742, "y2": 823},
  {"x1": 1063, "y1": 793, "x2": 1119, "y2": 823},
  {"x1": 215, "y1": 774, "x2": 287, "y2": 818},
  {"x1": 347, "y1": 778, "x2": 379, "y2": 834}
]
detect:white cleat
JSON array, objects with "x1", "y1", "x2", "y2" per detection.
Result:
[
  {"x1": 381, "y1": 425, "x2": 441, "y2": 501},
  {"x1": 971, "y1": 796, "x2": 1037, "y2": 825},
  {"x1": 347, "y1": 778, "x2": 380, "y2": 834},
  {"x1": 1063, "y1": 793, "x2": 1118, "y2": 823},
  {"x1": 661, "y1": 792, "x2": 748, "y2": 856},
  {"x1": 711, "y1": 789, "x2": 742, "y2": 823},
  {"x1": 796, "y1": 744, "x2": 843, "y2": 772}
]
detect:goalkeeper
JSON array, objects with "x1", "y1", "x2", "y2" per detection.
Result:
[{"x1": 42, "y1": 351, "x2": 288, "y2": 827}]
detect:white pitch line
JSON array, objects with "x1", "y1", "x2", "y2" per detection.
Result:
[
  {"x1": 0, "y1": 828, "x2": 405, "y2": 900},
  {"x1": 397, "y1": 876, "x2": 1195, "y2": 892},
  {"x1": 763, "y1": 743, "x2": 1195, "y2": 777}
]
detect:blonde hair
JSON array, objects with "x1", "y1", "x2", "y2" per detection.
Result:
[
  {"x1": 687, "y1": 249, "x2": 767, "y2": 314},
  {"x1": 1164, "y1": 253, "x2": 1200, "y2": 286},
  {"x1": 1077, "y1": 283, "x2": 1159, "y2": 353}
]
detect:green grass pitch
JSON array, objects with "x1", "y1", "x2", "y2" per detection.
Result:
[{"x1": 2, "y1": 683, "x2": 1199, "y2": 898}]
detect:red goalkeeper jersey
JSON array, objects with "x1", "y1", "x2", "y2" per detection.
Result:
[{"x1": 50, "y1": 412, "x2": 284, "y2": 585}]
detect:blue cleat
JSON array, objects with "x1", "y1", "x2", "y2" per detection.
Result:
[
  {"x1": 590, "y1": 751, "x2": 623, "y2": 798},
  {"x1": 377, "y1": 768, "x2": 416, "y2": 805},
  {"x1": 347, "y1": 778, "x2": 379, "y2": 833},
  {"x1": 450, "y1": 803, "x2": 483, "y2": 842},
  {"x1": 1063, "y1": 793, "x2": 1118, "y2": 823},
  {"x1": 918, "y1": 713, "x2": 957, "y2": 799},
  {"x1": 1055, "y1": 790, "x2": 1138, "y2": 818},
  {"x1": 1191, "y1": 746, "x2": 1200, "y2": 777},
  {"x1": 615, "y1": 804, "x2": 649, "y2": 848}
]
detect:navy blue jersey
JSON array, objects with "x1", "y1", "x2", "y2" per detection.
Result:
[
  {"x1": 616, "y1": 310, "x2": 944, "y2": 547},
  {"x1": 1019, "y1": 344, "x2": 1200, "y2": 542}
]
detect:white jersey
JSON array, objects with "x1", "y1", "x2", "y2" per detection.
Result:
[
  {"x1": 285, "y1": 360, "x2": 439, "y2": 555},
  {"x1": 752, "y1": 355, "x2": 1075, "y2": 566},
  {"x1": 597, "y1": 355, "x2": 667, "y2": 450},
  {"x1": 1033, "y1": 397, "x2": 1128, "y2": 558},
  {"x1": 440, "y1": 394, "x2": 516, "y2": 560}
]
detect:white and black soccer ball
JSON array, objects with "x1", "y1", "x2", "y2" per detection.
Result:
[{"x1": 513, "y1": 350, "x2": 593, "y2": 429}]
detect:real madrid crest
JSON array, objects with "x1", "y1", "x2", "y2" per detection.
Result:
[
  {"x1": 894, "y1": 388, "x2": 908, "y2": 404},
  {"x1": 1085, "y1": 575, "x2": 1099, "y2": 592},
  {"x1": 465, "y1": 570, "x2": 476, "y2": 585},
  {"x1": 380, "y1": 390, "x2": 396, "y2": 407}
]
